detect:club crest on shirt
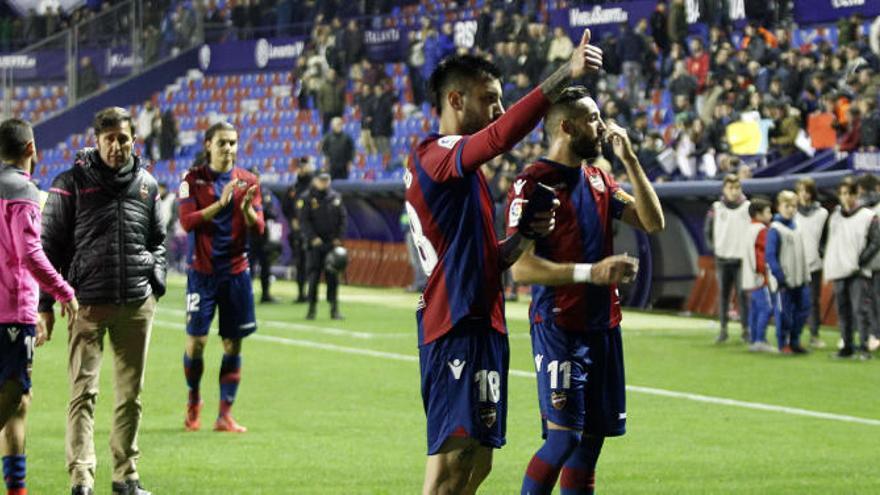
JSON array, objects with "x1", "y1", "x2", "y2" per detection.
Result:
[
  {"x1": 551, "y1": 391, "x2": 567, "y2": 410},
  {"x1": 588, "y1": 174, "x2": 605, "y2": 193},
  {"x1": 236, "y1": 179, "x2": 248, "y2": 189},
  {"x1": 139, "y1": 183, "x2": 150, "y2": 200},
  {"x1": 508, "y1": 198, "x2": 525, "y2": 228},
  {"x1": 479, "y1": 406, "x2": 497, "y2": 428}
]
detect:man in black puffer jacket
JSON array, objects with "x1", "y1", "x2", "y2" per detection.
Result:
[{"x1": 38, "y1": 107, "x2": 164, "y2": 495}]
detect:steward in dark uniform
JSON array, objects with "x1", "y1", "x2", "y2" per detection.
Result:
[{"x1": 299, "y1": 172, "x2": 347, "y2": 320}]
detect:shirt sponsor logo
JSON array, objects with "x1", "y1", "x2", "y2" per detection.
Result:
[{"x1": 447, "y1": 359, "x2": 466, "y2": 380}]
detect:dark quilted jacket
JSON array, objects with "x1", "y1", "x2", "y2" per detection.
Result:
[{"x1": 38, "y1": 148, "x2": 166, "y2": 310}]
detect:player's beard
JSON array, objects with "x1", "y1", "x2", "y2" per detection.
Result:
[
  {"x1": 570, "y1": 128, "x2": 601, "y2": 161},
  {"x1": 460, "y1": 112, "x2": 488, "y2": 136}
]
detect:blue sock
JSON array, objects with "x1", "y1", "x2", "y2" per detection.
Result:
[
  {"x1": 219, "y1": 354, "x2": 241, "y2": 416},
  {"x1": 2, "y1": 455, "x2": 25, "y2": 490},
  {"x1": 560, "y1": 436, "x2": 604, "y2": 495},
  {"x1": 183, "y1": 353, "x2": 204, "y2": 405},
  {"x1": 521, "y1": 429, "x2": 581, "y2": 495}
]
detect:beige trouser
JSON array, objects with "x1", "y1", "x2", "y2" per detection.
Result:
[{"x1": 66, "y1": 296, "x2": 156, "y2": 488}]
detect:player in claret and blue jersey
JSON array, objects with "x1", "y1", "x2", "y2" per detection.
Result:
[
  {"x1": 407, "y1": 30, "x2": 604, "y2": 494},
  {"x1": 508, "y1": 87, "x2": 665, "y2": 495},
  {"x1": 177, "y1": 122, "x2": 264, "y2": 434}
]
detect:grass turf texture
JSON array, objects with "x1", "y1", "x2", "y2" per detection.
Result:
[{"x1": 24, "y1": 274, "x2": 879, "y2": 494}]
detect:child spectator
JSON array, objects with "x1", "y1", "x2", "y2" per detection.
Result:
[
  {"x1": 741, "y1": 198, "x2": 775, "y2": 352},
  {"x1": 766, "y1": 191, "x2": 811, "y2": 354},
  {"x1": 794, "y1": 178, "x2": 829, "y2": 348},
  {"x1": 704, "y1": 174, "x2": 751, "y2": 343},
  {"x1": 823, "y1": 178, "x2": 880, "y2": 360}
]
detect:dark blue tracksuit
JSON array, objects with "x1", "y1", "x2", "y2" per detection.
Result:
[{"x1": 766, "y1": 216, "x2": 811, "y2": 349}]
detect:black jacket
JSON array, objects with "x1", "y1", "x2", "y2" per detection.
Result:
[
  {"x1": 39, "y1": 148, "x2": 166, "y2": 310},
  {"x1": 299, "y1": 188, "x2": 347, "y2": 245}
]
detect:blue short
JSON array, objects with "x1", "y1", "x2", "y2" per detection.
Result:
[
  {"x1": 419, "y1": 317, "x2": 509, "y2": 455},
  {"x1": 530, "y1": 322, "x2": 626, "y2": 438},
  {"x1": 0, "y1": 324, "x2": 35, "y2": 393},
  {"x1": 185, "y1": 270, "x2": 257, "y2": 339}
]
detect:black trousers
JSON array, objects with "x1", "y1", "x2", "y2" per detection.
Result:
[
  {"x1": 307, "y1": 244, "x2": 338, "y2": 307},
  {"x1": 249, "y1": 239, "x2": 272, "y2": 297},
  {"x1": 833, "y1": 276, "x2": 871, "y2": 350},
  {"x1": 807, "y1": 269, "x2": 822, "y2": 337},
  {"x1": 716, "y1": 259, "x2": 748, "y2": 331},
  {"x1": 288, "y1": 234, "x2": 307, "y2": 298}
]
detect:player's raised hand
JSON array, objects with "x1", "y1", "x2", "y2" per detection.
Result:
[
  {"x1": 242, "y1": 184, "x2": 258, "y2": 210},
  {"x1": 570, "y1": 28, "x2": 603, "y2": 79},
  {"x1": 604, "y1": 121, "x2": 636, "y2": 161},
  {"x1": 219, "y1": 180, "x2": 236, "y2": 207},
  {"x1": 589, "y1": 254, "x2": 639, "y2": 285}
]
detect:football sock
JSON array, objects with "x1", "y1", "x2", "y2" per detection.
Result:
[
  {"x1": 183, "y1": 353, "x2": 204, "y2": 405},
  {"x1": 560, "y1": 435, "x2": 604, "y2": 495},
  {"x1": 3, "y1": 455, "x2": 25, "y2": 494},
  {"x1": 219, "y1": 354, "x2": 242, "y2": 416},
  {"x1": 521, "y1": 429, "x2": 581, "y2": 495}
]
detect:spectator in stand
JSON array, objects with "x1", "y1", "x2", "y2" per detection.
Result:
[
  {"x1": 515, "y1": 42, "x2": 542, "y2": 86},
  {"x1": 618, "y1": 21, "x2": 647, "y2": 104},
  {"x1": 649, "y1": 1, "x2": 669, "y2": 55},
  {"x1": 808, "y1": 94, "x2": 839, "y2": 151},
  {"x1": 675, "y1": 116, "x2": 716, "y2": 179},
  {"x1": 339, "y1": 19, "x2": 363, "y2": 72},
  {"x1": 76, "y1": 56, "x2": 100, "y2": 100},
  {"x1": 547, "y1": 26, "x2": 574, "y2": 64},
  {"x1": 231, "y1": 0, "x2": 249, "y2": 39},
  {"x1": 159, "y1": 109, "x2": 178, "y2": 161},
  {"x1": 837, "y1": 107, "x2": 862, "y2": 152},
  {"x1": 687, "y1": 38, "x2": 711, "y2": 93},
  {"x1": 768, "y1": 99, "x2": 801, "y2": 157},
  {"x1": 858, "y1": 97, "x2": 880, "y2": 151},
  {"x1": 407, "y1": 28, "x2": 427, "y2": 106},
  {"x1": 662, "y1": 41, "x2": 686, "y2": 80},
  {"x1": 370, "y1": 83, "x2": 394, "y2": 157},
  {"x1": 669, "y1": 60, "x2": 698, "y2": 104},
  {"x1": 316, "y1": 69, "x2": 345, "y2": 134},
  {"x1": 321, "y1": 117, "x2": 354, "y2": 180},
  {"x1": 136, "y1": 101, "x2": 158, "y2": 161},
  {"x1": 437, "y1": 22, "x2": 456, "y2": 60},
  {"x1": 504, "y1": 72, "x2": 531, "y2": 109},
  {"x1": 488, "y1": 9, "x2": 511, "y2": 47},
  {"x1": 667, "y1": 0, "x2": 688, "y2": 47},
  {"x1": 356, "y1": 83, "x2": 377, "y2": 155}
]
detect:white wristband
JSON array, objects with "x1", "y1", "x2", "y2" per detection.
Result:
[{"x1": 573, "y1": 263, "x2": 593, "y2": 283}]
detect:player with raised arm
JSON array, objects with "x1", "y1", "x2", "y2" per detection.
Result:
[
  {"x1": 509, "y1": 87, "x2": 664, "y2": 495},
  {"x1": 178, "y1": 122, "x2": 265, "y2": 433},
  {"x1": 407, "y1": 29, "x2": 603, "y2": 495}
]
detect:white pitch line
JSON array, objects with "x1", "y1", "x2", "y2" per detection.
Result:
[{"x1": 231, "y1": 331, "x2": 880, "y2": 428}]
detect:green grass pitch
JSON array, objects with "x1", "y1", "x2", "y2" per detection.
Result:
[{"x1": 23, "y1": 274, "x2": 880, "y2": 494}]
